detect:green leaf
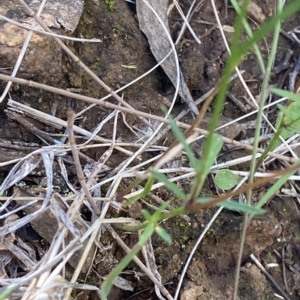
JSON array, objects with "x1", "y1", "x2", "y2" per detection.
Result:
[
  {"x1": 197, "y1": 134, "x2": 223, "y2": 175},
  {"x1": 238, "y1": 1, "x2": 300, "y2": 58},
  {"x1": 269, "y1": 88, "x2": 300, "y2": 149},
  {"x1": 151, "y1": 170, "x2": 187, "y2": 201},
  {"x1": 217, "y1": 200, "x2": 264, "y2": 215},
  {"x1": 168, "y1": 115, "x2": 198, "y2": 169},
  {"x1": 101, "y1": 224, "x2": 154, "y2": 299},
  {"x1": 195, "y1": 197, "x2": 264, "y2": 215},
  {"x1": 215, "y1": 169, "x2": 240, "y2": 190},
  {"x1": 196, "y1": 197, "x2": 213, "y2": 203},
  {"x1": 277, "y1": 103, "x2": 287, "y2": 114},
  {"x1": 139, "y1": 224, "x2": 155, "y2": 244},
  {"x1": 190, "y1": 134, "x2": 223, "y2": 198},
  {"x1": 142, "y1": 201, "x2": 171, "y2": 223},
  {"x1": 124, "y1": 177, "x2": 155, "y2": 207},
  {"x1": 155, "y1": 226, "x2": 172, "y2": 245},
  {"x1": 152, "y1": 200, "x2": 171, "y2": 217},
  {"x1": 142, "y1": 209, "x2": 152, "y2": 221},
  {"x1": 0, "y1": 284, "x2": 19, "y2": 300},
  {"x1": 271, "y1": 88, "x2": 300, "y2": 102},
  {"x1": 273, "y1": 102, "x2": 300, "y2": 149},
  {"x1": 251, "y1": 160, "x2": 300, "y2": 219}
]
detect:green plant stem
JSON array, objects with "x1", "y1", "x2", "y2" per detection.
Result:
[
  {"x1": 255, "y1": 129, "x2": 283, "y2": 170},
  {"x1": 116, "y1": 178, "x2": 143, "y2": 202},
  {"x1": 252, "y1": 160, "x2": 300, "y2": 215},
  {"x1": 159, "y1": 207, "x2": 187, "y2": 220},
  {"x1": 233, "y1": 1, "x2": 283, "y2": 299},
  {"x1": 247, "y1": 0, "x2": 282, "y2": 233},
  {"x1": 230, "y1": 0, "x2": 266, "y2": 73},
  {"x1": 116, "y1": 207, "x2": 186, "y2": 232},
  {"x1": 255, "y1": 104, "x2": 300, "y2": 170},
  {"x1": 190, "y1": 0, "x2": 250, "y2": 201},
  {"x1": 101, "y1": 225, "x2": 155, "y2": 299}
]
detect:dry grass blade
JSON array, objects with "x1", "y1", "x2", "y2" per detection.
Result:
[
  {"x1": 0, "y1": 0, "x2": 47, "y2": 103},
  {"x1": 137, "y1": 0, "x2": 198, "y2": 115},
  {"x1": 105, "y1": 224, "x2": 174, "y2": 300},
  {"x1": 2, "y1": 74, "x2": 295, "y2": 163},
  {"x1": 57, "y1": 157, "x2": 78, "y2": 194},
  {"x1": 17, "y1": 0, "x2": 154, "y2": 130},
  {"x1": 49, "y1": 197, "x2": 80, "y2": 238},
  {"x1": 0, "y1": 13, "x2": 101, "y2": 43},
  {"x1": 87, "y1": 108, "x2": 119, "y2": 186},
  {"x1": 7, "y1": 99, "x2": 108, "y2": 143},
  {"x1": 250, "y1": 254, "x2": 291, "y2": 300},
  {"x1": 6, "y1": 110, "x2": 59, "y2": 145},
  {"x1": 7, "y1": 98, "x2": 131, "y2": 156},
  {"x1": 0, "y1": 155, "x2": 41, "y2": 195},
  {"x1": 2, "y1": 237, "x2": 36, "y2": 271},
  {"x1": 0, "y1": 198, "x2": 39, "y2": 220},
  {"x1": 83, "y1": 109, "x2": 116, "y2": 145},
  {"x1": 66, "y1": 107, "x2": 101, "y2": 216},
  {"x1": 141, "y1": 235, "x2": 164, "y2": 300},
  {"x1": 62, "y1": 109, "x2": 119, "y2": 298}
]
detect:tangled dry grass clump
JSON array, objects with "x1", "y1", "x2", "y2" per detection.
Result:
[{"x1": 1, "y1": 0, "x2": 300, "y2": 299}]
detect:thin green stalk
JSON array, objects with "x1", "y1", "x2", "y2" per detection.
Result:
[
  {"x1": 0, "y1": 284, "x2": 19, "y2": 300},
  {"x1": 116, "y1": 207, "x2": 186, "y2": 232},
  {"x1": 230, "y1": 0, "x2": 266, "y2": 73},
  {"x1": 190, "y1": 0, "x2": 250, "y2": 200},
  {"x1": 233, "y1": 1, "x2": 283, "y2": 299},
  {"x1": 101, "y1": 225, "x2": 155, "y2": 299},
  {"x1": 247, "y1": 0, "x2": 283, "y2": 195},
  {"x1": 255, "y1": 129, "x2": 283, "y2": 170}
]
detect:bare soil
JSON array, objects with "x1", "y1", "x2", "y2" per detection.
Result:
[{"x1": 1, "y1": 0, "x2": 300, "y2": 299}]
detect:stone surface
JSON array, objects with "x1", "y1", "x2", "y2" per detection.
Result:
[
  {"x1": 28, "y1": 0, "x2": 84, "y2": 32},
  {"x1": 0, "y1": 0, "x2": 84, "y2": 84},
  {"x1": 180, "y1": 281, "x2": 203, "y2": 300}
]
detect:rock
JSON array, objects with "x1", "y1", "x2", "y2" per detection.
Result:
[
  {"x1": 246, "y1": 2, "x2": 266, "y2": 24},
  {"x1": 0, "y1": 0, "x2": 84, "y2": 84},
  {"x1": 27, "y1": 0, "x2": 84, "y2": 32},
  {"x1": 180, "y1": 281, "x2": 203, "y2": 300}
]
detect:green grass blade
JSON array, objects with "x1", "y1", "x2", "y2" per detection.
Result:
[
  {"x1": 168, "y1": 115, "x2": 198, "y2": 169},
  {"x1": 151, "y1": 170, "x2": 187, "y2": 201},
  {"x1": 251, "y1": 160, "x2": 300, "y2": 219},
  {"x1": 211, "y1": 0, "x2": 300, "y2": 148},
  {"x1": 151, "y1": 200, "x2": 171, "y2": 217},
  {"x1": 198, "y1": 0, "x2": 251, "y2": 200},
  {"x1": 230, "y1": 0, "x2": 265, "y2": 72},
  {"x1": 196, "y1": 197, "x2": 264, "y2": 215},
  {"x1": 124, "y1": 177, "x2": 155, "y2": 207},
  {"x1": 271, "y1": 88, "x2": 300, "y2": 102},
  {"x1": 155, "y1": 226, "x2": 172, "y2": 245},
  {"x1": 0, "y1": 284, "x2": 19, "y2": 300},
  {"x1": 255, "y1": 128, "x2": 282, "y2": 169},
  {"x1": 191, "y1": 134, "x2": 223, "y2": 198},
  {"x1": 239, "y1": 1, "x2": 300, "y2": 58},
  {"x1": 101, "y1": 225, "x2": 155, "y2": 299},
  {"x1": 217, "y1": 200, "x2": 264, "y2": 215},
  {"x1": 197, "y1": 134, "x2": 223, "y2": 175}
]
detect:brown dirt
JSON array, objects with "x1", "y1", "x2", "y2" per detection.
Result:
[{"x1": 1, "y1": 0, "x2": 300, "y2": 299}]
